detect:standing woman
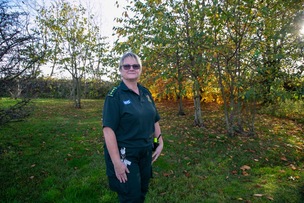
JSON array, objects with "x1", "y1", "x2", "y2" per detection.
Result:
[{"x1": 102, "y1": 52, "x2": 164, "y2": 203}]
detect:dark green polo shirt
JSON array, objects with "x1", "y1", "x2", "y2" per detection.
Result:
[{"x1": 102, "y1": 81, "x2": 160, "y2": 148}]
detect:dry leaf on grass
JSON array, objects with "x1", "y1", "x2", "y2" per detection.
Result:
[
  {"x1": 253, "y1": 194, "x2": 263, "y2": 197},
  {"x1": 240, "y1": 165, "x2": 251, "y2": 171}
]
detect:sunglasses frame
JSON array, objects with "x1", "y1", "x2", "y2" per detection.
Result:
[{"x1": 121, "y1": 64, "x2": 141, "y2": 70}]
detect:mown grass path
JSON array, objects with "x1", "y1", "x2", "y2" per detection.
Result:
[{"x1": 0, "y1": 99, "x2": 303, "y2": 202}]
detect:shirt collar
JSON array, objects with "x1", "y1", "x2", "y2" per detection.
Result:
[
  {"x1": 120, "y1": 81, "x2": 129, "y2": 91},
  {"x1": 120, "y1": 81, "x2": 143, "y2": 92}
]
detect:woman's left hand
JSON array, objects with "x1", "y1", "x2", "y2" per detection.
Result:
[{"x1": 152, "y1": 143, "x2": 163, "y2": 163}]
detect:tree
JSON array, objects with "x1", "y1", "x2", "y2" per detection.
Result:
[
  {"x1": 36, "y1": 0, "x2": 108, "y2": 108},
  {"x1": 112, "y1": 0, "x2": 304, "y2": 135},
  {"x1": 209, "y1": 0, "x2": 259, "y2": 136},
  {"x1": 0, "y1": 0, "x2": 43, "y2": 125},
  {"x1": 253, "y1": 0, "x2": 304, "y2": 104},
  {"x1": 0, "y1": 1, "x2": 41, "y2": 90},
  {"x1": 113, "y1": 0, "x2": 213, "y2": 126}
]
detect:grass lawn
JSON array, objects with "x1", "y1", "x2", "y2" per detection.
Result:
[{"x1": 0, "y1": 98, "x2": 303, "y2": 203}]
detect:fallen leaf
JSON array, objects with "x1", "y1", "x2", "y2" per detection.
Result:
[
  {"x1": 163, "y1": 173, "x2": 171, "y2": 177},
  {"x1": 261, "y1": 180, "x2": 267, "y2": 184},
  {"x1": 163, "y1": 170, "x2": 174, "y2": 177},
  {"x1": 254, "y1": 184, "x2": 262, "y2": 188},
  {"x1": 240, "y1": 165, "x2": 251, "y2": 171},
  {"x1": 183, "y1": 170, "x2": 191, "y2": 178},
  {"x1": 242, "y1": 171, "x2": 249, "y2": 176},
  {"x1": 290, "y1": 164, "x2": 297, "y2": 170},
  {"x1": 253, "y1": 194, "x2": 263, "y2": 197},
  {"x1": 280, "y1": 156, "x2": 287, "y2": 161}
]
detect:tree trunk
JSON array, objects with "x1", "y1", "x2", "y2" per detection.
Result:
[
  {"x1": 177, "y1": 96, "x2": 185, "y2": 116},
  {"x1": 177, "y1": 64, "x2": 185, "y2": 116},
  {"x1": 193, "y1": 79, "x2": 203, "y2": 127},
  {"x1": 72, "y1": 77, "x2": 81, "y2": 109},
  {"x1": 215, "y1": 59, "x2": 234, "y2": 136}
]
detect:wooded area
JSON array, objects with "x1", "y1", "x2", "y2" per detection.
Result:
[
  {"x1": 0, "y1": 0, "x2": 303, "y2": 135},
  {"x1": 0, "y1": 1, "x2": 303, "y2": 202}
]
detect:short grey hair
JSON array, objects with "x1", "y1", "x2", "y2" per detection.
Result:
[{"x1": 119, "y1": 52, "x2": 142, "y2": 70}]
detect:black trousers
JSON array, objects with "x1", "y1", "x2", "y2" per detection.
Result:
[{"x1": 104, "y1": 146, "x2": 152, "y2": 203}]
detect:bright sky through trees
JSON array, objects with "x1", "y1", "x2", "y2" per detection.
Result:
[
  {"x1": 12, "y1": 0, "x2": 127, "y2": 44},
  {"x1": 300, "y1": 23, "x2": 304, "y2": 35},
  {"x1": 10, "y1": 0, "x2": 128, "y2": 78}
]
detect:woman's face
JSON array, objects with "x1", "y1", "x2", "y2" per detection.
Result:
[{"x1": 120, "y1": 56, "x2": 142, "y2": 82}]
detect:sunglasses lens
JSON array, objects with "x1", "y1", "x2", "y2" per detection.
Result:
[
  {"x1": 122, "y1": 64, "x2": 140, "y2": 70},
  {"x1": 122, "y1": 64, "x2": 131, "y2": 70},
  {"x1": 132, "y1": 65, "x2": 140, "y2": 70}
]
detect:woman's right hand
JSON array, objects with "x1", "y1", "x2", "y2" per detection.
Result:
[{"x1": 114, "y1": 161, "x2": 130, "y2": 183}]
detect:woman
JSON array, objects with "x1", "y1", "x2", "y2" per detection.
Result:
[{"x1": 102, "y1": 52, "x2": 164, "y2": 203}]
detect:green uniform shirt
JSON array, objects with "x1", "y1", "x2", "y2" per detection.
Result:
[{"x1": 102, "y1": 81, "x2": 160, "y2": 148}]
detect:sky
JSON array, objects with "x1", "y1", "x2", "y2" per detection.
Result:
[
  {"x1": 11, "y1": 0, "x2": 129, "y2": 78},
  {"x1": 83, "y1": 0, "x2": 128, "y2": 42},
  {"x1": 12, "y1": 0, "x2": 128, "y2": 44}
]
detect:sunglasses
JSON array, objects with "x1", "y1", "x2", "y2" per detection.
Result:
[{"x1": 121, "y1": 64, "x2": 141, "y2": 70}]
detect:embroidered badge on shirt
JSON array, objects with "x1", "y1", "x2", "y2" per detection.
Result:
[
  {"x1": 123, "y1": 100, "x2": 131, "y2": 105},
  {"x1": 108, "y1": 86, "x2": 118, "y2": 97}
]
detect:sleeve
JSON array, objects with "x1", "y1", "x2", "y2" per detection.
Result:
[
  {"x1": 102, "y1": 95, "x2": 120, "y2": 131},
  {"x1": 146, "y1": 88, "x2": 161, "y2": 123},
  {"x1": 154, "y1": 102, "x2": 161, "y2": 123}
]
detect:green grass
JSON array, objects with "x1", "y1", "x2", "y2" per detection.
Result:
[{"x1": 0, "y1": 98, "x2": 303, "y2": 203}]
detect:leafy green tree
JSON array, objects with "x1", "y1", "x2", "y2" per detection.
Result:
[
  {"x1": 112, "y1": 0, "x2": 304, "y2": 135},
  {"x1": 113, "y1": 0, "x2": 215, "y2": 126},
  {"x1": 209, "y1": 0, "x2": 260, "y2": 135},
  {"x1": 209, "y1": 0, "x2": 304, "y2": 135},
  {"x1": 36, "y1": 0, "x2": 108, "y2": 108},
  {"x1": 252, "y1": 0, "x2": 304, "y2": 103}
]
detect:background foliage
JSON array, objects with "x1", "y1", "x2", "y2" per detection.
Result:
[{"x1": 1, "y1": 1, "x2": 303, "y2": 201}]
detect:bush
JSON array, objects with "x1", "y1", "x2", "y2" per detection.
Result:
[
  {"x1": 259, "y1": 99, "x2": 304, "y2": 123},
  {"x1": 1, "y1": 78, "x2": 114, "y2": 100}
]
